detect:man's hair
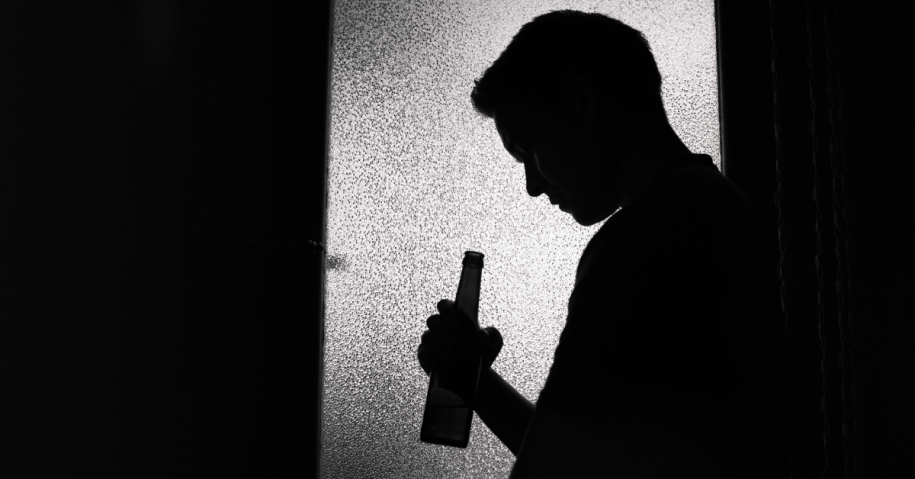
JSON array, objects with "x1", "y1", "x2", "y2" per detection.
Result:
[{"x1": 471, "y1": 10, "x2": 665, "y2": 124}]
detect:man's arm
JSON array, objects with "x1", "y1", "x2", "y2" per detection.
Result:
[{"x1": 473, "y1": 367, "x2": 535, "y2": 456}]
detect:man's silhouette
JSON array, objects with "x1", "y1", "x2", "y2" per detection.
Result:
[{"x1": 418, "y1": 10, "x2": 788, "y2": 478}]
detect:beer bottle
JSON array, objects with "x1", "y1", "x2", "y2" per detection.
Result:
[{"x1": 419, "y1": 251, "x2": 484, "y2": 448}]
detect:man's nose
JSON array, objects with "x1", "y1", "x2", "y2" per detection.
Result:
[{"x1": 525, "y1": 163, "x2": 545, "y2": 198}]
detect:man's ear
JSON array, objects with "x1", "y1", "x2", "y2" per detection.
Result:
[{"x1": 562, "y1": 71, "x2": 596, "y2": 124}]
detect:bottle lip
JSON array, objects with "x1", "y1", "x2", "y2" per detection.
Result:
[{"x1": 462, "y1": 251, "x2": 484, "y2": 267}]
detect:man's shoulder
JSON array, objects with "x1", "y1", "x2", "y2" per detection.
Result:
[{"x1": 575, "y1": 157, "x2": 751, "y2": 280}]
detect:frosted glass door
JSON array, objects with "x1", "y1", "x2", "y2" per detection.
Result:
[{"x1": 323, "y1": 1, "x2": 719, "y2": 477}]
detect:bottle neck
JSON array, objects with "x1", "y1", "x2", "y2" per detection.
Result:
[{"x1": 455, "y1": 265, "x2": 482, "y2": 328}]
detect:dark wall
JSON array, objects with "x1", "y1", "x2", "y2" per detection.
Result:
[
  {"x1": 718, "y1": 1, "x2": 915, "y2": 477},
  {"x1": 835, "y1": 0, "x2": 915, "y2": 475},
  {"x1": 4, "y1": 1, "x2": 329, "y2": 477}
]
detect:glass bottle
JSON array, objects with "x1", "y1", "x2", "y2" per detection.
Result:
[{"x1": 419, "y1": 251, "x2": 484, "y2": 448}]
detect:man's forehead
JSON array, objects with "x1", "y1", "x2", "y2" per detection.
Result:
[
  {"x1": 494, "y1": 102, "x2": 528, "y2": 124},
  {"x1": 491, "y1": 109, "x2": 513, "y2": 146},
  {"x1": 493, "y1": 113, "x2": 531, "y2": 165},
  {"x1": 493, "y1": 105, "x2": 534, "y2": 143}
]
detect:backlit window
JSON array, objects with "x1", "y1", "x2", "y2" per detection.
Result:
[{"x1": 323, "y1": 1, "x2": 719, "y2": 476}]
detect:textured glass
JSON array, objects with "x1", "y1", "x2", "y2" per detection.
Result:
[{"x1": 323, "y1": 1, "x2": 719, "y2": 477}]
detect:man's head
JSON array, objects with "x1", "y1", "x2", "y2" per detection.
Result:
[
  {"x1": 471, "y1": 10, "x2": 664, "y2": 124},
  {"x1": 471, "y1": 11, "x2": 682, "y2": 226}
]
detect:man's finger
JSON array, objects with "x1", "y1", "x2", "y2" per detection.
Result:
[
  {"x1": 420, "y1": 329, "x2": 459, "y2": 364},
  {"x1": 418, "y1": 352, "x2": 441, "y2": 376},
  {"x1": 436, "y1": 300, "x2": 462, "y2": 328},
  {"x1": 436, "y1": 299, "x2": 454, "y2": 314},
  {"x1": 476, "y1": 327, "x2": 489, "y2": 346}
]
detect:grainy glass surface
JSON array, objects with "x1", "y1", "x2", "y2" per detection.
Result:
[{"x1": 323, "y1": 1, "x2": 718, "y2": 477}]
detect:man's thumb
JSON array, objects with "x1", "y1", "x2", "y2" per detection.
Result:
[{"x1": 480, "y1": 326, "x2": 503, "y2": 368}]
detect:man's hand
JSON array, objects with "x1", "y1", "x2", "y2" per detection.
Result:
[
  {"x1": 417, "y1": 299, "x2": 503, "y2": 400},
  {"x1": 419, "y1": 302, "x2": 533, "y2": 454}
]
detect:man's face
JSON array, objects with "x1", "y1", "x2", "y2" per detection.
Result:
[{"x1": 493, "y1": 99, "x2": 624, "y2": 226}]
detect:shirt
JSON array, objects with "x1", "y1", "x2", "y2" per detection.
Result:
[{"x1": 536, "y1": 153, "x2": 789, "y2": 478}]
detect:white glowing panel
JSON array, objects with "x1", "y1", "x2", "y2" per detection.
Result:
[{"x1": 323, "y1": 1, "x2": 718, "y2": 477}]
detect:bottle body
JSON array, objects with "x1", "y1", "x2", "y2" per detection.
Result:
[{"x1": 420, "y1": 251, "x2": 484, "y2": 448}]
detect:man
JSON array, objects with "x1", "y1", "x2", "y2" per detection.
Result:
[{"x1": 417, "y1": 10, "x2": 788, "y2": 478}]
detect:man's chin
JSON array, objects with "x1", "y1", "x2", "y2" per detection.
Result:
[
  {"x1": 571, "y1": 209, "x2": 612, "y2": 227},
  {"x1": 571, "y1": 212, "x2": 597, "y2": 227}
]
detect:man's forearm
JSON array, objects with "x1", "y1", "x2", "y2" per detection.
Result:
[{"x1": 474, "y1": 367, "x2": 535, "y2": 456}]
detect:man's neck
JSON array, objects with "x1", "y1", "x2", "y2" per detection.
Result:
[{"x1": 618, "y1": 129, "x2": 690, "y2": 208}]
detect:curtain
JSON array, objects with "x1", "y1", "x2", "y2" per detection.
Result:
[{"x1": 770, "y1": 0, "x2": 857, "y2": 476}]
